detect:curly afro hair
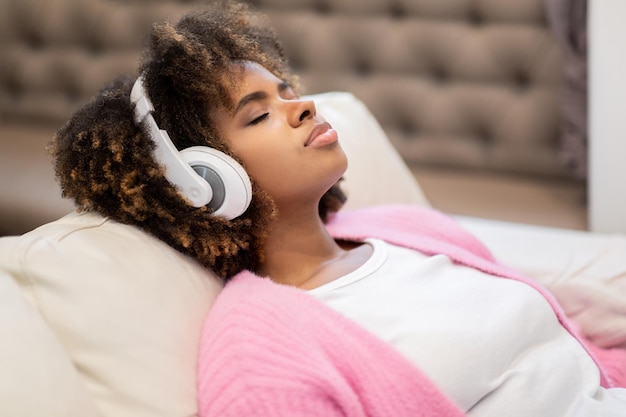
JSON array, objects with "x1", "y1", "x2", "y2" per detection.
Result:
[{"x1": 49, "y1": 1, "x2": 346, "y2": 280}]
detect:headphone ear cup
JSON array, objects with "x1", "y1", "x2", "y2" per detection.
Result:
[{"x1": 179, "y1": 147, "x2": 252, "y2": 220}]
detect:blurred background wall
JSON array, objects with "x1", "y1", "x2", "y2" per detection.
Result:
[{"x1": 0, "y1": 0, "x2": 588, "y2": 236}]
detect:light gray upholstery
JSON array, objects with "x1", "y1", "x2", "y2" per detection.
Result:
[{"x1": 0, "y1": 0, "x2": 586, "y2": 235}]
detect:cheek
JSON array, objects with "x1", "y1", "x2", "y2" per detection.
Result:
[
  {"x1": 247, "y1": 157, "x2": 286, "y2": 182},
  {"x1": 230, "y1": 140, "x2": 294, "y2": 188}
]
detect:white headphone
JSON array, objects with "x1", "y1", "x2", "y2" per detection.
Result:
[{"x1": 130, "y1": 76, "x2": 252, "y2": 220}]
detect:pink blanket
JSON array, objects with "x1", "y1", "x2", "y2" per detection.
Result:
[{"x1": 197, "y1": 205, "x2": 626, "y2": 416}]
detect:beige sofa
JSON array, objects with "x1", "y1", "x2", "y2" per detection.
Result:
[
  {"x1": 2, "y1": 90, "x2": 626, "y2": 417},
  {"x1": 0, "y1": 0, "x2": 586, "y2": 236},
  {"x1": 3, "y1": 3, "x2": 626, "y2": 415}
]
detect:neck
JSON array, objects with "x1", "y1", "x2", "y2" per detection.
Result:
[{"x1": 257, "y1": 203, "x2": 345, "y2": 288}]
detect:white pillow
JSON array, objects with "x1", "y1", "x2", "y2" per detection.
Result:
[{"x1": 0, "y1": 212, "x2": 223, "y2": 417}]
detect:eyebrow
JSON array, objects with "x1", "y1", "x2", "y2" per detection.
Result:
[{"x1": 234, "y1": 81, "x2": 291, "y2": 114}]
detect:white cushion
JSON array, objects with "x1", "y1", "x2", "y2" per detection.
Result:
[{"x1": 0, "y1": 212, "x2": 223, "y2": 417}]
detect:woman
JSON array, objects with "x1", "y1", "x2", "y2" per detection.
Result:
[{"x1": 51, "y1": 2, "x2": 626, "y2": 416}]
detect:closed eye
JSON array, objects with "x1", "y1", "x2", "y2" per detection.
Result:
[{"x1": 248, "y1": 113, "x2": 269, "y2": 126}]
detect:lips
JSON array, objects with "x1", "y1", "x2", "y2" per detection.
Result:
[{"x1": 304, "y1": 122, "x2": 338, "y2": 148}]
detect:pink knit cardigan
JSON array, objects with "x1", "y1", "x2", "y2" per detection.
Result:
[{"x1": 197, "y1": 205, "x2": 626, "y2": 416}]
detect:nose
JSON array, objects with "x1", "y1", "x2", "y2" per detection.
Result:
[{"x1": 288, "y1": 98, "x2": 316, "y2": 126}]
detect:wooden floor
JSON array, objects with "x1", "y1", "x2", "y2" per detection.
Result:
[{"x1": 411, "y1": 166, "x2": 588, "y2": 231}]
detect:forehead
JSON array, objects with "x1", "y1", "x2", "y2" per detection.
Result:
[
  {"x1": 215, "y1": 61, "x2": 288, "y2": 116},
  {"x1": 230, "y1": 62, "x2": 284, "y2": 96}
]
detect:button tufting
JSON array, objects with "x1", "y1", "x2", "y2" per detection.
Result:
[
  {"x1": 431, "y1": 67, "x2": 449, "y2": 84},
  {"x1": 314, "y1": 0, "x2": 331, "y2": 15},
  {"x1": 0, "y1": 0, "x2": 570, "y2": 181},
  {"x1": 513, "y1": 71, "x2": 531, "y2": 90},
  {"x1": 399, "y1": 119, "x2": 418, "y2": 138},
  {"x1": 468, "y1": 8, "x2": 484, "y2": 26},
  {"x1": 354, "y1": 59, "x2": 372, "y2": 76},
  {"x1": 21, "y1": 31, "x2": 46, "y2": 51},
  {"x1": 389, "y1": 3, "x2": 406, "y2": 20}
]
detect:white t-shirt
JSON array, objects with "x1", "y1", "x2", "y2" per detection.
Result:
[{"x1": 308, "y1": 238, "x2": 626, "y2": 417}]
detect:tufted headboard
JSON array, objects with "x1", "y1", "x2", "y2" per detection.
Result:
[
  {"x1": 1, "y1": 0, "x2": 590, "y2": 235},
  {"x1": 271, "y1": 0, "x2": 570, "y2": 179},
  {"x1": 0, "y1": 0, "x2": 573, "y2": 177}
]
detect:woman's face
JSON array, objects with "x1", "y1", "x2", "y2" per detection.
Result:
[{"x1": 213, "y1": 61, "x2": 347, "y2": 209}]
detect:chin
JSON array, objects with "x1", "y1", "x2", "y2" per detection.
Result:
[{"x1": 334, "y1": 144, "x2": 349, "y2": 174}]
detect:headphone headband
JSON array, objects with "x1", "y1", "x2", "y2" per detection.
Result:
[
  {"x1": 130, "y1": 77, "x2": 213, "y2": 207},
  {"x1": 130, "y1": 77, "x2": 154, "y2": 123},
  {"x1": 129, "y1": 76, "x2": 252, "y2": 220}
]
